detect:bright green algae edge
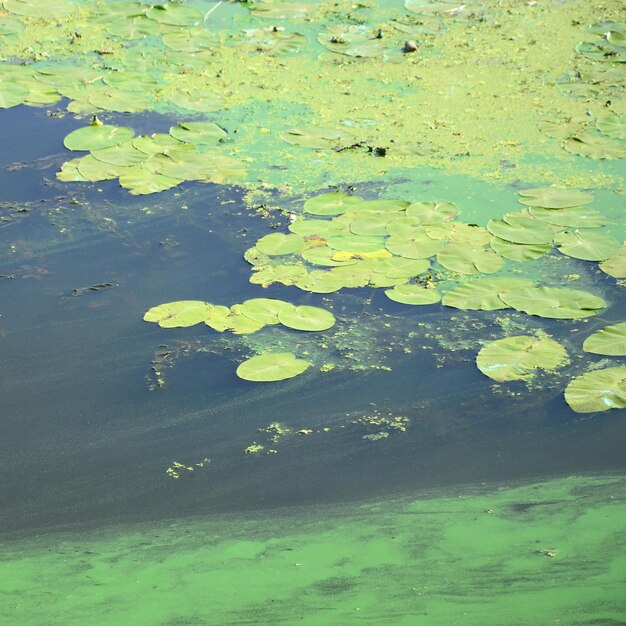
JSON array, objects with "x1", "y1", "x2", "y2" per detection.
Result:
[{"x1": 1, "y1": 475, "x2": 625, "y2": 626}]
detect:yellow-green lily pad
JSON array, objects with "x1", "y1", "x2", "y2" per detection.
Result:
[
  {"x1": 476, "y1": 335, "x2": 568, "y2": 382},
  {"x1": 583, "y1": 322, "x2": 626, "y2": 356},
  {"x1": 236, "y1": 353, "x2": 310, "y2": 382},
  {"x1": 442, "y1": 278, "x2": 534, "y2": 310},
  {"x1": 518, "y1": 188, "x2": 594, "y2": 209},
  {"x1": 499, "y1": 286, "x2": 605, "y2": 319},
  {"x1": 144, "y1": 301, "x2": 215, "y2": 328},
  {"x1": 277, "y1": 305, "x2": 336, "y2": 331},
  {"x1": 555, "y1": 231, "x2": 621, "y2": 261},
  {"x1": 564, "y1": 367, "x2": 626, "y2": 413},
  {"x1": 599, "y1": 244, "x2": 626, "y2": 278},
  {"x1": 384, "y1": 284, "x2": 441, "y2": 305},
  {"x1": 64, "y1": 124, "x2": 134, "y2": 151}
]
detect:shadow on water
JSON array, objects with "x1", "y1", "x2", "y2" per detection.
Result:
[{"x1": 1, "y1": 106, "x2": 625, "y2": 537}]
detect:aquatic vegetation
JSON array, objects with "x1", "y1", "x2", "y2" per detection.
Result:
[
  {"x1": 564, "y1": 367, "x2": 626, "y2": 413},
  {"x1": 236, "y1": 352, "x2": 310, "y2": 382},
  {"x1": 476, "y1": 335, "x2": 568, "y2": 382},
  {"x1": 583, "y1": 322, "x2": 626, "y2": 356}
]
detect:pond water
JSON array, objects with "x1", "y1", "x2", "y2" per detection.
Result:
[{"x1": 0, "y1": 0, "x2": 625, "y2": 624}]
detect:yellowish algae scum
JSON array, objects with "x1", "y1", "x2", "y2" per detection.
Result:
[
  {"x1": 0, "y1": 0, "x2": 623, "y2": 193},
  {"x1": 1, "y1": 475, "x2": 624, "y2": 625}
]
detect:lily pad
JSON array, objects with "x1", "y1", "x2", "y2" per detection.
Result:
[
  {"x1": 236, "y1": 353, "x2": 310, "y2": 382},
  {"x1": 563, "y1": 134, "x2": 626, "y2": 160},
  {"x1": 289, "y1": 218, "x2": 346, "y2": 237},
  {"x1": 0, "y1": 80, "x2": 28, "y2": 108},
  {"x1": 0, "y1": 16, "x2": 24, "y2": 35},
  {"x1": 301, "y1": 245, "x2": 356, "y2": 267},
  {"x1": 278, "y1": 305, "x2": 336, "y2": 331},
  {"x1": 599, "y1": 244, "x2": 626, "y2": 278},
  {"x1": 318, "y1": 26, "x2": 388, "y2": 58},
  {"x1": 76, "y1": 155, "x2": 129, "y2": 181},
  {"x1": 169, "y1": 122, "x2": 227, "y2": 146},
  {"x1": 564, "y1": 367, "x2": 626, "y2": 413},
  {"x1": 371, "y1": 256, "x2": 430, "y2": 278},
  {"x1": 119, "y1": 165, "x2": 183, "y2": 195},
  {"x1": 384, "y1": 284, "x2": 441, "y2": 305},
  {"x1": 499, "y1": 286, "x2": 605, "y2": 319},
  {"x1": 106, "y1": 17, "x2": 162, "y2": 39},
  {"x1": 487, "y1": 213, "x2": 554, "y2": 245},
  {"x1": 250, "y1": 1, "x2": 311, "y2": 19},
  {"x1": 489, "y1": 237, "x2": 551, "y2": 262},
  {"x1": 437, "y1": 245, "x2": 503, "y2": 275},
  {"x1": 4, "y1": 0, "x2": 74, "y2": 17},
  {"x1": 304, "y1": 192, "x2": 363, "y2": 216},
  {"x1": 442, "y1": 278, "x2": 534, "y2": 310},
  {"x1": 242, "y1": 29, "x2": 307, "y2": 56},
  {"x1": 237, "y1": 298, "x2": 295, "y2": 325},
  {"x1": 144, "y1": 301, "x2": 215, "y2": 328},
  {"x1": 170, "y1": 90, "x2": 223, "y2": 113},
  {"x1": 256, "y1": 233, "x2": 304, "y2": 255},
  {"x1": 596, "y1": 112, "x2": 626, "y2": 140},
  {"x1": 385, "y1": 233, "x2": 441, "y2": 259},
  {"x1": 528, "y1": 206, "x2": 606, "y2": 229},
  {"x1": 327, "y1": 234, "x2": 385, "y2": 253},
  {"x1": 146, "y1": 4, "x2": 202, "y2": 26},
  {"x1": 583, "y1": 322, "x2": 626, "y2": 356},
  {"x1": 91, "y1": 140, "x2": 149, "y2": 167},
  {"x1": 279, "y1": 126, "x2": 355, "y2": 149},
  {"x1": 518, "y1": 188, "x2": 594, "y2": 209},
  {"x1": 64, "y1": 125, "x2": 134, "y2": 151},
  {"x1": 405, "y1": 201, "x2": 458, "y2": 224},
  {"x1": 349, "y1": 214, "x2": 395, "y2": 236},
  {"x1": 476, "y1": 335, "x2": 568, "y2": 382},
  {"x1": 294, "y1": 270, "x2": 345, "y2": 293},
  {"x1": 555, "y1": 231, "x2": 621, "y2": 261}
]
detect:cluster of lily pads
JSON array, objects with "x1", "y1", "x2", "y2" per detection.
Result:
[
  {"x1": 241, "y1": 187, "x2": 625, "y2": 411},
  {"x1": 540, "y1": 20, "x2": 626, "y2": 160},
  {"x1": 143, "y1": 298, "x2": 336, "y2": 382},
  {"x1": 245, "y1": 187, "x2": 623, "y2": 298},
  {"x1": 58, "y1": 120, "x2": 245, "y2": 195}
]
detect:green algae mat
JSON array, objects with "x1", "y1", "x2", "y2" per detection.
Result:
[{"x1": 1, "y1": 475, "x2": 625, "y2": 625}]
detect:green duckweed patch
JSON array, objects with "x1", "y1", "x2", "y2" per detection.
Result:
[{"x1": 0, "y1": 475, "x2": 624, "y2": 626}]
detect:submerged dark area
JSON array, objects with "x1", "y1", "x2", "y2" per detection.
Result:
[{"x1": 1, "y1": 106, "x2": 624, "y2": 537}]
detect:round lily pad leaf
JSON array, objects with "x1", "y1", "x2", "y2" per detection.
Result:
[
  {"x1": 133, "y1": 133, "x2": 183, "y2": 156},
  {"x1": 385, "y1": 233, "x2": 441, "y2": 259},
  {"x1": 119, "y1": 165, "x2": 183, "y2": 195},
  {"x1": 212, "y1": 309, "x2": 265, "y2": 335},
  {"x1": 437, "y1": 245, "x2": 503, "y2": 275},
  {"x1": 425, "y1": 222, "x2": 491, "y2": 246},
  {"x1": 318, "y1": 26, "x2": 388, "y2": 58},
  {"x1": 528, "y1": 206, "x2": 606, "y2": 229},
  {"x1": 162, "y1": 29, "x2": 216, "y2": 52},
  {"x1": 596, "y1": 112, "x2": 626, "y2": 140},
  {"x1": 256, "y1": 233, "x2": 304, "y2": 255},
  {"x1": 349, "y1": 214, "x2": 395, "y2": 236},
  {"x1": 327, "y1": 234, "x2": 385, "y2": 253},
  {"x1": 91, "y1": 140, "x2": 148, "y2": 167},
  {"x1": 0, "y1": 16, "x2": 24, "y2": 35},
  {"x1": 563, "y1": 134, "x2": 626, "y2": 160},
  {"x1": 64, "y1": 125, "x2": 134, "y2": 151},
  {"x1": 599, "y1": 244, "x2": 626, "y2": 278},
  {"x1": 242, "y1": 29, "x2": 308, "y2": 56},
  {"x1": 555, "y1": 231, "x2": 620, "y2": 261},
  {"x1": 332, "y1": 249, "x2": 391, "y2": 262},
  {"x1": 106, "y1": 17, "x2": 162, "y2": 39},
  {"x1": 386, "y1": 217, "x2": 424, "y2": 238},
  {"x1": 499, "y1": 286, "x2": 605, "y2": 319},
  {"x1": 564, "y1": 367, "x2": 626, "y2": 413},
  {"x1": 301, "y1": 245, "x2": 356, "y2": 267},
  {"x1": 476, "y1": 335, "x2": 568, "y2": 382},
  {"x1": 169, "y1": 122, "x2": 227, "y2": 146},
  {"x1": 289, "y1": 218, "x2": 346, "y2": 237},
  {"x1": 57, "y1": 158, "x2": 88, "y2": 182},
  {"x1": 385, "y1": 284, "x2": 441, "y2": 305},
  {"x1": 405, "y1": 201, "x2": 458, "y2": 224},
  {"x1": 236, "y1": 352, "x2": 310, "y2": 382},
  {"x1": 279, "y1": 126, "x2": 355, "y2": 149},
  {"x1": 442, "y1": 278, "x2": 534, "y2": 310},
  {"x1": 170, "y1": 90, "x2": 223, "y2": 113},
  {"x1": 0, "y1": 79, "x2": 28, "y2": 108},
  {"x1": 76, "y1": 154, "x2": 129, "y2": 181},
  {"x1": 294, "y1": 270, "x2": 345, "y2": 293},
  {"x1": 146, "y1": 4, "x2": 202, "y2": 26},
  {"x1": 487, "y1": 214, "x2": 554, "y2": 245},
  {"x1": 237, "y1": 298, "x2": 295, "y2": 325},
  {"x1": 489, "y1": 237, "x2": 551, "y2": 262},
  {"x1": 144, "y1": 301, "x2": 215, "y2": 328},
  {"x1": 583, "y1": 322, "x2": 626, "y2": 356},
  {"x1": 304, "y1": 192, "x2": 362, "y2": 216},
  {"x1": 4, "y1": 0, "x2": 74, "y2": 17},
  {"x1": 250, "y1": 1, "x2": 311, "y2": 19},
  {"x1": 371, "y1": 256, "x2": 429, "y2": 278},
  {"x1": 518, "y1": 187, "x2": 593, "y2": 209},
  {"x1": 278, "y1": 305, "x2": 336, "y2": 331}
]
